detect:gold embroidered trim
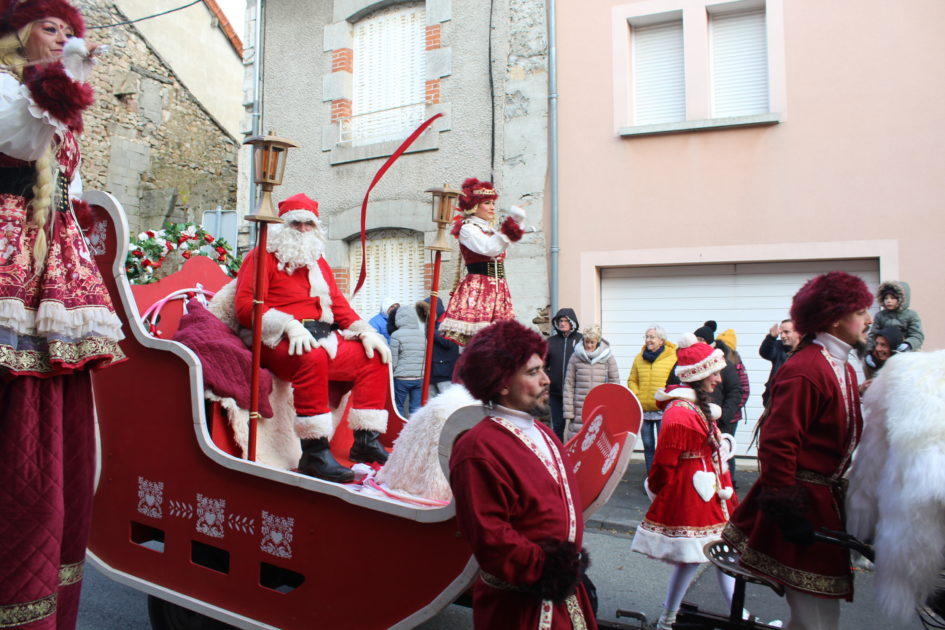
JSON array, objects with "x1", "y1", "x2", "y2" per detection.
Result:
[
  {"x1": 722, "y1": 523, "x2": 852, "y2": 597},
  {"x1": 59, "y1": 560, "x2": 84, "y2": 586},
  {"x1": 640, "y1": 519, "x2": 726, "y2": 539},
  {"x1": 0, "y1": 337, "x2": 124, "y2": 373},
  {"x1": 0, "y1": 594, "x2": 57, "y2": 627},
  {"x1": 566, "y1": 594, "x2": 588, "y2": 630}
]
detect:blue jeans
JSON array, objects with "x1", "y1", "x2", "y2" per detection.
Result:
[
  {"x1": 394, "y1": 379, "x2": 423, "y2": 417},
  {"x1": 641, "y1": 418, "x2": 662, "y2": 474}
]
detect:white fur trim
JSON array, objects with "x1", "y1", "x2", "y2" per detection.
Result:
[
  {"x1": 345, "y1": 319, "x2": 374, "y2": 334},
  {"x1": 295, "y1": 412, "x2": 334, "y2": 440},
  {"x1": 307, "y1": 261, "x2": 333, "y2": 321},
  {"x1": 347, "y1": 408, "x2": 388, "y2": 433},
  {"x1": 261, "y1": 308, "x2": 295, "y2": 348},
  {"x1": 631, "y1": 524, "x2": 716, "y2": 564},
  {"x1": 644, "y1": 478, "x2": 657, "y2": 501},
  {"x1": 280, "y1": 209, "x2": 319, "y2": 225},
  {"x1": 312, "y1": 331, "x2": 339, "y2": 359},
  {"x1": 376, "y1": 384, "x2": 477, "y2": 502},
  {"x1": 33, "y1": 300, "x2": 124, "y2": 340},
  {"x1": 846, "y1": 350, "x2": 945, "y2": 620},
  {"x1": 707, "y1": 403, "x2": 721, "y2": 421},
  {"x1": 208, "y1": 279, "x2": 240, "y2": 333}
]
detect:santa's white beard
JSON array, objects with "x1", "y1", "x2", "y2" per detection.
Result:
[{"x1": 267, "y1": 225, "x2": 326, "y2": 272}]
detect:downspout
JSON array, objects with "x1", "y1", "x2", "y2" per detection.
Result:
[
  {"x1": 547, "y1": 0, "x2": 559, "y2": 317},
  {"x1": 250, "y1": 0, "x2": 265, "y2": 207}
]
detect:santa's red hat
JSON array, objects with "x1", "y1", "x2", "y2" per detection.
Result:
[
  {"x1": 1, "y1": 0, "x2": 85, "y2": 38},
  {"x1": 674, "y1": 333, "x2": 726, "y2": 383},
  {"x1": 457, "y1": 177, "x2": 498, "y2": 213},
  {"x1": 790, "y1": 271, "x2": 873, "y2": 336},
  {"x1": 278, "y1": 193, "x2": 319, "y2": 225},
  {"x1": 455, "y1": 320, "x2": 547, "y2": 403}
]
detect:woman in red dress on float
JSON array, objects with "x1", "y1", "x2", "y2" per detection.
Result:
[
  {"x1": 631, "y1": 333, "x2": 739, "y2": 630},
  {"x1": 439, "y1": 178, "x2": 525, "y2": 346},
  {"x1": 0, "y1": 1, "x2": 124, "y2": 626}
]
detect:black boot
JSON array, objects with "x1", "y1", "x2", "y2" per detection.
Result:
[
  {"x1": 298, "y1": 438, "x2": 354, "y2": 483},
  {"x1": 349, "y1": 430, "x2": 389, "y2": 465}
]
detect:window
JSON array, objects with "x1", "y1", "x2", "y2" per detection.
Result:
[
  {"x1": 349, "y1": 3, "x2": 426, "y2": 146},
  {"x1": 632, "y1": 20, "x2": 685, "y2": 125},
  {"x1": 347, "y1": 229, "x2": 425, "y2": 316},
  {"x1": 614, "y1": 0, "x2": 784, "y2": 136},
  {"x1": 710, "y1": 7, "x2": 768, "y2": 117}
]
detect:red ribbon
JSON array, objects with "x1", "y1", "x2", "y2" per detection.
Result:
[{"x1": 352, "y1": 112, "x2": 443, "y2": 297}]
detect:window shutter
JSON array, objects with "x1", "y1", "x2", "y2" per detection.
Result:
[
  {"x1": 348, "y1": 229, "x2": 426, "y2": 317},
  {"x1": 710, "y1": 8, "x2": 768, "y2": 118},
  {"x1": 352, "y1": 4, "x2": 426, "y2": 145},
  {"x1": 632, "y1": 20, "x2": 685, "y2": 126}
]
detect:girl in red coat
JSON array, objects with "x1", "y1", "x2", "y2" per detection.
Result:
[
  {"x1": 631, "y1": 333, "x2": 738, "y2": 630},
  {"x1": 439, "y1": 178, "x2": 525, "y2": 346}
]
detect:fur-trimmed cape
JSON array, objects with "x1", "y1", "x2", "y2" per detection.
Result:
[{"x1": 846, "y1": 350, "x2": 945, "y2": 620}]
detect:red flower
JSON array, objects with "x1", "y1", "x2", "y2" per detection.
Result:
[
  {"x1": 152, "y1": 260, "x2": 162, "y2": 268},
  {"x1": 132, "y1": 249, "x2": 144, "y2": 257},
  {"x1": 141, "y1": 259, "x2": 151, "y2": 267},
  {"x1": 204, "y1": 234, "x2": 215, "y2": 243},
  {"x1": 217, "y1": 254, "x2": 227, "y2": 262},
  {"x1": 182, "y1": 251, "x2": 191, "y2": 259},
  {"x1": 215, "y1": 246, "x2": 227, "y2": 254},
  {"x1": 165, "y1": 241, "x2": 173, "y2": 250},
  {"x1": 146, "y1": 230, "x2": 156, "y2": 238}
]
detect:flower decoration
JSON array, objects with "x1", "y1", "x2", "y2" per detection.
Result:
[{"x1": 125, "y1": 221, "x2": 242, "y2": 284}]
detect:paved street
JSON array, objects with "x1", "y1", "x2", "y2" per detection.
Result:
[{"x1": 79, "y1": 457, "x2": 904, "y2": 629}]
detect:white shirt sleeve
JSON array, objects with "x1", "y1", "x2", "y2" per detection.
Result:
[
  {"x1": 0, "y1": 73, "x2": 64, "y2": 162},
  {"x1": 458, "y1": 222, "x2": 511, "y2": 258}
]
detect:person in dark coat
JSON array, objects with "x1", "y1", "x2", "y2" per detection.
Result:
[
  {"x1": 759, "y1": 319, "x2": 799, "y2": 406},
  {"x1": 425, "y1": 296, "x2": 460, "y2": 397},
  {"x1": 545, "y1": 308, "x2": 582, "y2": 440}
]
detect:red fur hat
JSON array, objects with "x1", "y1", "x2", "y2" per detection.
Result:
[
  {"x1": 457, "y1": 177, "x2": 498, "y2": 212},
  {"x1": 790, "y1": 271, "x2": 873, "y2": 336},
  {"x1": 455, "y1": 320, "x2": 547, "y2": 403},
  {"x1": 278, "y1": 193, "x2": 319, "y2": 224},
  {"x1": 1, "y1": 0, "x2": 85, "y2": 38}
]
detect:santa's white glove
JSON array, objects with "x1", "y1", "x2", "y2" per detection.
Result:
[
  {"x1": 285, "y1": 320, "x2": 316, "y2": 356},
  {"x1": 508, "y1": 204, "x2": 527, "y2": 223},
  {"x1": 359, "y1": 331, "x2": 391, "y2": 364}
]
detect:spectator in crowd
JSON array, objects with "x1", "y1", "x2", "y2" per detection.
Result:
[
  {"x1": 546, "y1": 307, "x2": 583, "y2": 440},
  {"x1": 368, "y1": 297, "x2": 399, "y2": 343},
  {"x1": 691, "y1": 321, "x2": 742, "y2": 475},
  {"x1": 390, "y1": 301, "x2": 430, "y2": 416},
  {"x1": 860, "y1": 326, "x2": 903, "y2": 394},
  {"x1": 759, "y1": 319, "x2": 799, "y2": 406},
  {"x1": 632, "y1": 333, "x2": 738, "y2": 630},
  {"x1": 723, "y1": 271, "x2": 873, "y2": 630},
  {"x1": 563, "y1": 325, "x2": 620, "y2": 442},
  {"x1": 423, "y1": 297, "x2": 460, "y2": 398},
  {"x1": 716, "y1": 328, "x2": 750, "y2": 446},
  {"x1": 627, "y1": 326, "x2": 677, "y2": 474},
  {"x1": 869, "y1": 280, "x2": 924, "y2": 352}
]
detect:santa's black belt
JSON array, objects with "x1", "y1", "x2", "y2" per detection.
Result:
[
  {"x1": 466, "y1": 261, "x2": 505, "y2": 279},
  {"x1": 300, "y1": 319, "x2": 334, "y2": 340}
]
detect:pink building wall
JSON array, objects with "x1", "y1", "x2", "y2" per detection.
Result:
[{"x1": 553, "y1": 0, "x2": 944, "y2": 348}]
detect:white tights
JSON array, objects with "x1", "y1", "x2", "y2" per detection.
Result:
[{"x1": 663, "y1": 562, "x2": 736, "y2": 614}]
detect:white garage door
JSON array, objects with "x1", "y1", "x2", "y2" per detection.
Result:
[{"x1": 600, "y1": 259, "x2": 880, "y2": 456}]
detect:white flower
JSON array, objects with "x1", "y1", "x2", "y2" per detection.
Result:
[
  {"x1": 184, "y1": 225, "x2": 197, "y2": 236},
  {"x1": 138, "y1": 232, "x2": 149, "y2": 240}
]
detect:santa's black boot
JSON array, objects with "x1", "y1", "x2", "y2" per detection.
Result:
[
  {"x1": 298, "y1": 438, "x2": 354, "y2": 483},
  {"x1": 349, "y1": 430, "x2": 389, "y2": 465}
]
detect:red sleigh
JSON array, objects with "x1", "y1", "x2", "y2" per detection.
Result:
[{"x1": 84, "y1": 190, "x2": 644, "y2": 629}]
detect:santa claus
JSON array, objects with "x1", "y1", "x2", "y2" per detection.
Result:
[{"x1": 235, "y1": 193, "x2": 392, "y2": 483}]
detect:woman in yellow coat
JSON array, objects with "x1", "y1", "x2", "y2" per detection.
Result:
[{"x1": 627, "y1": 326, "x2": 677, "y2": 473}]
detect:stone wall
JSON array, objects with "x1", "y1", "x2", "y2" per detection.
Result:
[{"x1": 77, "y1": 0, "x2": 240, "y2": 237}]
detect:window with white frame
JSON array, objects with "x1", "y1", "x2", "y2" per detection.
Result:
[
  {"x1": 350, "y1": 3, "x2": 426, "y2": 146},
  {"x1": 632, "y1": 19, "x2": 685, "y2": 125},
  {"x1": 616, "y1": 0, "x2": 783, "y2": 135},
  {"x1": 347, "y1": 229, "x2": 425, "y2": 317},
  {"x1": 709, "y1": 6, "x2": 768, "y2": 117}
]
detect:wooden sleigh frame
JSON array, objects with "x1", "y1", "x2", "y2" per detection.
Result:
[{"x1": 84, "y1": 190, "x2": 643, "y2": 629}]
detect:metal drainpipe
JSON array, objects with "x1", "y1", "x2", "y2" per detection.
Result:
[
  {"x1": 547, "y1": 0, "x2": 559, "y2": 318},
  {"x1": 250, "y1": 0, "x2": 265, "y2": 210}
]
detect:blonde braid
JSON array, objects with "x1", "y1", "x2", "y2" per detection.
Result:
[{"x1": 30, "y1": 146, "x2": 56, "y2": 269}]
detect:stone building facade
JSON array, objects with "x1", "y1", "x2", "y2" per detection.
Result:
[
  {"x1": 76, "y1": 0, "x2": 240, "y2": 237},
  {"x1": 249, "y1": 0, "x2": 551, "y2": 324}
]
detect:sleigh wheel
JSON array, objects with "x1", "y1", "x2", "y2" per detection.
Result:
[{"x1": 147, "y1": 596, "x2": 236, "y2": 630}]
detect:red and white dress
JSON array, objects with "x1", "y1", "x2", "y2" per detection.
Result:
[
  {"x1": 440, "y1": 215, "x2": 522, "y2": 346},
  {"x1": 632, "y1": 386, "x2": 737, "y2": 564}
]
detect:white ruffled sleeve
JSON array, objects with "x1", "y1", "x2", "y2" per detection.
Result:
[
  {"x1": 458, "y1": 221, "x2": 511, "y2": 258},
  {"x1": 0, "y1": 73, "x2": 64, "y2": 162}
]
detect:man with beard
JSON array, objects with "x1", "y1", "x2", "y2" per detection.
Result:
[
  {"x1": 723, "y1": 271, "x2": 873, "y2": 630},
  {"x1": 449, "y1": 320, "x2": 597, "y2": 629},
  {"x1": 235, "y1": 193, "x2": 391, "y2": 483}
]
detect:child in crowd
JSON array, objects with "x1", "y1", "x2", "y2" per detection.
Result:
[
  {"x1": 390, "y1": 301, "x2": 429, "y2": 416},
  {"x1": 869, "y1": 280, "x2": 923, "y2": 352}
]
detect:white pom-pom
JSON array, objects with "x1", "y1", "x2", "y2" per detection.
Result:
[
  {"x1": 678, "y1": 332, "x2": 698, "y2": 349},
  {"x1": 718, "y1": 486, "x2": 734, "y2": 501}
]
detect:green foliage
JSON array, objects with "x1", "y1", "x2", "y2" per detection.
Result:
[{"x1": 126, "y1": 221, "x2": 242, "y2": 284}]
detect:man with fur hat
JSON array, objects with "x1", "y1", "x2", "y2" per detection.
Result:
[
  {"x1": 449, "y1": 320, "x2": 597, "y2": 629},
  {"x1": 235, "y1": 193, "x2": 392, "y2": 483},
  {"x1": 722, "y1": 271, "x2": 873, "y2": 630}
]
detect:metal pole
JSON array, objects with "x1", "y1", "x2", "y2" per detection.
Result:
[
  {"x1": 246, "y1": 224, "x2": 269, "y2": 461},
  {"x1": 547, "y1": 0, "x2": 560, "y2": 317},
  {"x1": 421, "y1": 251, "x2": 443, "y2": 406}
]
